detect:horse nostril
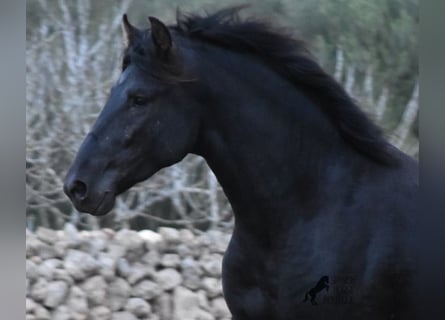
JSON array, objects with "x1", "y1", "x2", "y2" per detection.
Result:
[{"x1": 69, "y1": 180, "x2": 88, "y2": 200}]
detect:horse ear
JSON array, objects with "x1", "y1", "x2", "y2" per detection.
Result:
[
  {"x1": 122, "y1": 14, "x2": 137, "y2": 47},
  {"x1": 148, "y1": 16, "x2": 172, "y2": 53}
]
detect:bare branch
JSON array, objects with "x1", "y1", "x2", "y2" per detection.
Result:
[
  {"x1": 390, "y1": 81, "x2": 419, "y2": 148},
  {"x1": 334, "y1": 46, "x2": 344, "y2": 81}
]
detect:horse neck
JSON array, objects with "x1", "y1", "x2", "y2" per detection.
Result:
[{"x1": 191, "y1": 48, "x2": 373, "y2": 231}]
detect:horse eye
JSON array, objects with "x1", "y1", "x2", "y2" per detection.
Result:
[
  {"x1": 122, "y1": 57, "x2": 130, "y2": 71},
  {"x1": 133, "y1": 96, "x2": 149, "y2": 106}
]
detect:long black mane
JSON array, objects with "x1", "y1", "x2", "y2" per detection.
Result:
[{"x1": 173, "y1": 7, "x2": 399, "y2": 166}]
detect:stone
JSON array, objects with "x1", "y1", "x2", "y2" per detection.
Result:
[
  {"x1": 111, "y1": 312, "x2": 138, "y2": 320},
  {"x1": 127, "y1": 262, "x2": 154, "y2": 285},
  {"x1": 208, "y1": 230, "x2": 230, "y2": 253},
  {"x1": 181, "y1": 256, "x2": 201, "y2": 271},
  {"x1": 54, "y1": 240, "x2": 69, "y2": 258},
  {"x1": 141, "y1": 250, "x2": 161, "y2": 268},
  {"x1": 114, "y1": 229, "x2": 145, "y2": 262},
  {"x1": 71, "y1": 313, "x2": 88, "y2": 320},
  {"x1": 30, "y1": 255, "x2": 42, "y2": 264},
  {"x1": 63, "y1": 223, "x2": 82, "y2": 248},
  {"x1": 198, "y1": 247, "x2": 211, "y2": 259},
  {"x1": 74, "y1": 240, "x2": 93, "y2": 256},
  {"x1": 200, "y1": 254, "x2": 223, "y2": 277},
  {"x1": 64, "y1": 249, "x2": 98, "y2": 280},
  {"x1": 38, "y1": 258, "x2": 63, "y2": 280},
  {"x1": 211, "y1": 297, "x2": 231, "y2": 319},
  {"x1": 90, "y1": 306, "x2": 111, "y2": 320},
  {"x1": 43, "y1": 281, "x2": 69, "y2": 308},
  {"x1": 173, "y1": 286, "x2": 201, "y2": 320},
  {"x1": 26, "y1": 298, "x2": 36, "y2": 313},
  {"x1": 181, "y1": 257, "x2": 203, "y2": 290},
  {"x1": 81, "y1": 275, "x2": 107, "y2": 306},
  {"x1": 178, "y1": 228, "x2": 195, "y2": 242},
  {"x1": 131, "y1": 280, "x2": 161, "y2": 300},
  {"x1": 155, "y1": 268, "x2": 182, "y2": 291},
  {"x1": 52, "y1": 306, "x2": 72, "y2": 320},
  {"x1": 201, "y1": 277, "x2": 222, "y2": 298},
  {"x1": 195, "y1": 310, "x2": 215, "y2": 320},
  {"x1": 116, "y1": 257, "x2": 132, "y2": 279},
  {"x1": 30, "y1": 278, "x2": 48, "y2": 302},
  {"x1": 160, "y1": 253, "x2": 180, "y2": 268},
  {"x1": 96, "y1": 252, "x2": 117, "y2": 281},
  {"x1": 158, "y1": 227, "x2": 180, "y2": 244},
  {"x1": 124, "y1": 297, "x2": 151, "y2": 317},
  {"x1": 182, "y1": 272, "x2": 202, "y2": 291},
  {"x1": 176, "y1": 243, "x2": 193, "y2": 257},
  {"x1": 34, "y1": 304, "x2": 50, "y2": 320},
  {"x1": 138, "y1": 229, "x2": 162, "y2": 250},
  {"x1": 196, "y1": 233, "x2": 212, "y2": 247},
  {"x1": 107, "y1": 243, "x2": 127, "y2": 261},
  {"x1": 36, "y1": 227, "x2": 59, "y2": 244},
  {"x1": 197, "y1": 290, "x2": 210, "y2": 311},
  {"x1": 84, "y1": 230, "x2": 108, "y2": 254},
  {"x1": 38, "y1": 242, "x2": 59, "y2": 260},
  {"x1": 102, "y1": 228, "x2": 116, "y2": 238},
  {"x1": 53, "y1": 268, "x2": 74, "y2": 285},
  {"x1": 108, "y1": 277, "x2": 131, "y2": 311},
  {"x1": 157, "y1": 294, "x2": 172, "y2": 320},
  {"x1": 26, "y1": 259, "x2": 39, "y2": 281},
  {"x1": 66, "y1": 286, "x2": 88, "y2": 315},
  {"x1": 26, "y1": 233, "x2": 40, "y2": 257},
  {"x1": 25, "y1": 227, "x2": 236, "y2": 320}
]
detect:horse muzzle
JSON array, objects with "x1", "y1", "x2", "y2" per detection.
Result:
[{"x1": 63, "y1": 174, "x2": 116, "y2": 216}]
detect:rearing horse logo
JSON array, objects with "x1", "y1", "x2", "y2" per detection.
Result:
[{"x1": 303, "y1": 276, "x2": 330, "y2": 305}]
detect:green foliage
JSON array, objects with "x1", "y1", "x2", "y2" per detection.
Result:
[{"x1": 279, "y1": 0, "x2": 417, "y2": 112}]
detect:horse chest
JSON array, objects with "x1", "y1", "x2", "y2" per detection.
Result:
[
  {"x1": 221, "y1": 229, "x2": 416, "y2": 320},
  {"x1": 221, "y1": 233, "x2": 316, "y2": 319}
]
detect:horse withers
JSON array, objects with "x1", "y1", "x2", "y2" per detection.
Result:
[{"x1": 64, "y1": 7, "x2": 418, "y2": 320}]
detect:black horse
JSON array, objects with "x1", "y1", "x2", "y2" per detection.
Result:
[{"x1": 64, "y1": 7, "x2": 418, "y2": 320}]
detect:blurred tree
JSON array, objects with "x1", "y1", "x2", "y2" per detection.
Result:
[{"x1": 278, "y1": 0, "x2": 418, "y2": 127}]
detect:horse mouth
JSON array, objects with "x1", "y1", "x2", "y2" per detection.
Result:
[{"x1": 91, "y1": 192, "x2": 116, "y2": 216}]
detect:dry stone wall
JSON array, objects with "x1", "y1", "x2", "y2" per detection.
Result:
[{"x1": 26, "y1": 225, "x2": 232, "y2": 320}]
